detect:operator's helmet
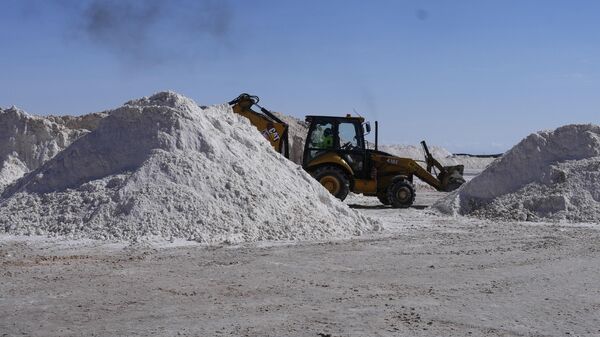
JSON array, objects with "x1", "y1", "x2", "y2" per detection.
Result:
[{"x1": 324, "y1": 128, "x2": 333, "y2": 137}]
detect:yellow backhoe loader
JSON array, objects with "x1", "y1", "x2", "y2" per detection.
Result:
[
  {"x1": 302, "y1": 115, "x2": 465, "y2": 208},
  {"x1": 229, "y1": 93, "x2": 289, "y2": 158},
  {"x1": 229, "y1": 93, "x2": 464, "y2": 208}
]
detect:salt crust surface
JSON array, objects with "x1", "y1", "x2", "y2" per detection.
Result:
[
  {"x1": 434, "y1": 124, "x2": 600, "y2": 222},
  {"x1": 0, "y1": 92, "x2": 378, "y2": 243}
]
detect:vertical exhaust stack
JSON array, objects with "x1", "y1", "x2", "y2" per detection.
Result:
[{"x1": 375, "y1": 121, "x2": 379, "y2": 151}]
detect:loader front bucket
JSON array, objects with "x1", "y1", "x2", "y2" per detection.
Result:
[{"x1": 439, "y1": 165, "x2": 465, "y2": 192}]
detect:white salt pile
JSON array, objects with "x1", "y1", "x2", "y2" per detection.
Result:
[
  {"x1": 379, "y1": 144, "x2": 452, "y2": 160},
  {"x1": 434, "y1": 124, "x2": 600, "y2": 222},
  {"x1": 46, "y1": 112, "x2": 107, "y2": 131},
  {"x1": 443, "y1": 155, "x2": 496, "y2": 171},
  {"x1": 0, "y1": 92, "x2": 377, "y2": 243},
  {"x1": 0, "y1": 107, "x2": 104, "y2": 191},
  {"x1": 379, "y1": 144, "x2": 495, "y2": 170}
]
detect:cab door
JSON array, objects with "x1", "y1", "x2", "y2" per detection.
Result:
[
  {"x1": 303, "y1": 121, "x2": 336, "y2": 166},
  {"x1": 336, "y1": 121, "x2": 369, "y2": 179}
]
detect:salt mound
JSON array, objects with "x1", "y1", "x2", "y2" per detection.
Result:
[
  {"x1": 434, "y1": 124, "x2": 600, "y2": 222},
  {"x1": 0, "y1": 92, "x2": 378, "y2": 243},
  {"x1": 379, "y1": 144, "x2": 495, "y2": 170},
  {"x1": 442, "y1": 155, "x2": 497, "y2": 170},
  {"x1": 0, "y1": 107, "x2": 101, "y2": 191},
  {"x1": 46, "y1": 112, "x2": 107, "y2": 131},
  {"x1": 379, "y1": 144, "x2": 452, "y2": 160}
]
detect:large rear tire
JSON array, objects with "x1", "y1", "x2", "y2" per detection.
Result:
[
  {"x1": 311, "y1": 166, "x2": 350, "y2": 201},
  {"x1": 387, "y1": 180, "x2": 415, "y2": 208}
]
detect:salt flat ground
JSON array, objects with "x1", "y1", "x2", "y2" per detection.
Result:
[{"x1": 1, "y1": 190, "x2": 599, "y2": 336}]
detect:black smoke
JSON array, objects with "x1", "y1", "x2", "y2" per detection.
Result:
[
  {"x1": 416, "y1": 9, "x2": 429, "y2": 21},
  {"x1": 22, "y1": 0, "x2": 233, "y2": 66}
]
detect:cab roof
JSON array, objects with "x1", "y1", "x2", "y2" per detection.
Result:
[{"x1": 305, "y1": 115, "x2": 365, "y2": 123}]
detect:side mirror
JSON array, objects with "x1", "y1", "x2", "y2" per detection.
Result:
[{"x1": 364, "y1": 122, "x2": 371, "y2": 135}]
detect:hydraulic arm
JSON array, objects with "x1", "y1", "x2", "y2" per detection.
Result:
[{"x1": 229, "y1": 93, "x2": 289, "y2": 158}]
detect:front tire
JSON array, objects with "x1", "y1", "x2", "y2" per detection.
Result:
[
  {"x1": 377, "y1": 188, "x2": 391, "y2": 205},
  {"x1": 387, "y1": 180, "x2": 415, "y2": 208},
  {"x1": 311, "y1": 166, "x2": 350, "y2": 201}
]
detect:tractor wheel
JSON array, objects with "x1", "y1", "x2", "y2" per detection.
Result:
[
  {"x1": 311, "y1": 166, "x2": 350, "y2": 201},
  {"x1": 387, "y1": 180, "x2": 415, "y2": 208},
  {"x1": 377, "y1": 188, "x2": 391, "y2": 205}
]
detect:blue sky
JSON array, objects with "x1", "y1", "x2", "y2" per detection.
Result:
[{"x1": 1, "y1": 0, "x2": 599, "y2": 153}]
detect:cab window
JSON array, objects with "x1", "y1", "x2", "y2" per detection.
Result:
[
  {"x1": 308, "y1": 122, "x2": 334, "y2": 149},
  {"x1": 338, "y1": 122, "x2": 363, "y2": 150},
  {"x1": 306, "y1": 122, "x2": 334, "y2": 162}
]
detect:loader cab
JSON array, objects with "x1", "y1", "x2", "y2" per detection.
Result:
[{"x1": 303, "y1": 115, "x2": 370, "y2": 179}]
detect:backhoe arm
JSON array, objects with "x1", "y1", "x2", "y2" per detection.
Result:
[{"x1": 229, "y1": 93, "x2": 290, "y2": 158}]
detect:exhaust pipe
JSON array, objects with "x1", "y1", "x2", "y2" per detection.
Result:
[{"x1": 375, "y1": 121, "x2": 379, "y2": 151}]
